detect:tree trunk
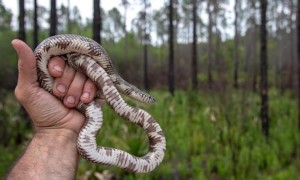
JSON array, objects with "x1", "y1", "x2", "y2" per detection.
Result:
[
  {"x1": 50, "y1": 0, "x2": 57, "y2": 36},
  {"x1": 18, "y1": 0, "x2": 29, "y2": 121},
  {"x1": 234, "y1": 0, "x2": 239, "y2": 89},
  {"x1": 253, "y1": 25, "x2": 258, "y2": 93},
  {"x1": 260, "y1": 0, "x2": 269, "y2": 137},
  {"x1": 207, "y1": 1, "x2": 213, "y2": 89},
  {"x1": 33, "y1": 0, "x2": 38, "y2": 48},
  {"x1": 288, "y1": 1, "x2": 296, "y2": 90},
  {"x1": 192, "y1": 0, "x2": 198, "y2": 90},
  {"x1": 143, "y1": 0, "x2": 149, "y2": 90},
  {"x1": 297, "y1": 0, "x2": 300, "y2": 129},
  {"x1": 144, "y1": 42, "x2": 149, "y2": 90},
  {"x1": 251, "y1": 1, "x2": 259, "y2": 93},
  {"x1": 168, "y1": 0, "x2": 175, "y2": 95},
  {"x1": 18, "y1": 0, "x2": 26, "y2": 41},
  {"x1": 122, "y1": 0, "x2": 129, "y2": 61},
  {"x1": 274, "y1": 0, "x2": 282, "y2": 90},
  {"x1": 93, "y1": 0, "x2": 101, "y2": 44},
  {"x1": 66, "y1": 0, "x2": 71, "y2": 33}
]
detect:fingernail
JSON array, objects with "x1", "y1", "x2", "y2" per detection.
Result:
[
  {"x1": 82, "y1": 92, "x2": 90, "y2": 99},
  {"x1": 67, "y1": 96, "x2": 75, "y2": 104},
  {"x1": 54, "y1": 65, "x2": 63, "y2": 72},
  {"x1": 57, "y1": 84, "x2": 66, "y2": 93}
]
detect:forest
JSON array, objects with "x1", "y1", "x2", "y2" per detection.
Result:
[{"x1": 1, "y1": 0, "x2": 300, "y2": 179}]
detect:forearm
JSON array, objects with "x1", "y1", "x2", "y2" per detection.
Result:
[{"x1": 7, "y1": 129, "x2": 79, "y2": 180}]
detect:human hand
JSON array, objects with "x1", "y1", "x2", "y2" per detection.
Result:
[
  {"x1": 7, "y1": 39, "x2": 101, "y2": 179},
  {"x1": 12, "y1": 39, "x2": 99, "y2": 135}
]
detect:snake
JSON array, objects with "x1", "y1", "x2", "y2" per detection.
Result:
[{"x1": 34, "y1": 34, "x2": 166, "y2": 173}]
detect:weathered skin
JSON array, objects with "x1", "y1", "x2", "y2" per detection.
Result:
[{"x1": 34, "y1": 34, "x2": 166, "y2": 173}]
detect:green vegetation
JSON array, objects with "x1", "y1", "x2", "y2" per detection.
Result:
[
  {"x1": 1, "y1": 0, "x2": 300, "y2": 179},
  {"x1": 1, "y1": 89, "x2": 299, "y2": 179}
]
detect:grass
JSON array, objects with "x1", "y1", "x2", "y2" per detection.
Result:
[{"x1": 1, "y1": 88, "x2": 300, "y2": 179}]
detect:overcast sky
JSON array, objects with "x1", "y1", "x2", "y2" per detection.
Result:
[
  {"x1": 2, "y1": 0, "x2": 235, "y2": 41},
  {"x1": 2, "y1": 0, "x2": 164, "y2": 31}
]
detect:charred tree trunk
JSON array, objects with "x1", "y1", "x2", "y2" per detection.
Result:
[
  {"x1": 234, "y1": 0, "x2": 240, "y2": 89},
  {"x1": 207, "y1": 1, "x2": 213, "y2": 89},
  {"x1": 297, "y1": 0, "x2": 300, "y2": 129},
  {"x1": 18, "y1": 0, "x2": 26, "y2": 41},
  {"x1": 168, "y1": 0, "x2": 175, "y2": 95},
  {"x1": 192, "y1": 0, "x2": 198, "y2": 90},
  {"x1": 50, "y1": 0, "x2": 57, "y2": 36},
  {"x1": 18, "y1": 0, "x2": 30, "y2": 128},
  {"x1": 286, "y1": 0, "x2": 296, "y2": 90},
  {"x1": 143, "y1": 0, "x2": 149, "y2": 90},
  {"x1": 93, "y1": 0, "x2": 101, "y2": 44},
  {"x1": 122, "y1": 0, "x2": 129, "y2": 62},
  {"x1": 33, "y1": 0, "x2": 38, "y2": 48},
  {"x1": 66, "y1": 0, "x2": 71, "y2": 33},
  {"x1": 144, "y1": 42, "x2": 149, "y2": 90},
  {"x1": 260, "y1": 0, "x2": 269, "y2": 137},
  {"x1": 251, "y1": 1, "x2": 259, "y2": 93}
]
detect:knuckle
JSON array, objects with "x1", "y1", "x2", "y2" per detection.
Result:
[
  {"x1": 85, "y1": 80, "x2": 96, "y2": 92},
  {"x1": 62, "y1": 72, "x2": 74, "y2": 82},
  {"x1": 61, "y1": 66, "x2": 75, "y2": 82},
  {"x1": 14, "y1": 86, "x2": 25, "y2": 103},
  {"x1": 67, "y1": 84, "x2": 83, "y2": 98},
  {"x1": 70, "y1": 81, "x2": 84, "y2": 91},
  {"x1": 14, "y1": 85, "x2": 38, "y2": 105}
]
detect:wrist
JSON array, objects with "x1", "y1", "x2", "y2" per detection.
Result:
[
  {"x1": 7, "y1": 128, "x2": 79, "y2": 179},
  {"x1": 34, "y1": 128, "x2": 78, "y2": 144}
]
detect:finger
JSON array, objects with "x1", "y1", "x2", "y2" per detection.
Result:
[
  {"x1": 63, "y1": 72, "x2": 87, "y2": 108},
  {"x1": 11, "y1": 39, "x2": 37, "y2": 86},
  {"x1": 52, "y1": 64, "x2": 76, "y2": 97},
  {"x1": 48, "y1": 57, "x2": 65, "y2": 78},
  {"x1": 80, "y1": 79, "x2": 97, "y2": 103}
]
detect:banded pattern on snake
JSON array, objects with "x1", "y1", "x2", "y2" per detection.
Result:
[{"x1": 34, "y1": 34, "x2": 166, "y2": 173}]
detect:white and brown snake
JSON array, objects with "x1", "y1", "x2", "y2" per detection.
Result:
[{"x1": 34, "y1": 34, "x2": 166, "y2": 173}]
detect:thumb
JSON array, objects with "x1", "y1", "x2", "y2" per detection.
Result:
[{"x1": 12, "y1": 39, "x2": 38, "y2": 85}]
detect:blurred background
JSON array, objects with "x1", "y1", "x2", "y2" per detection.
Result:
[{"x1": 1, "y1": 0, "x2": 300, "y2": 179}]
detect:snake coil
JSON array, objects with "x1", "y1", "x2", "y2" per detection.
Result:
[{"x1": 34, "y1": 34, "x2": 166, "y2": 173}]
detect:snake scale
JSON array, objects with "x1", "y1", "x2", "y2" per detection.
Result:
[{"x1": 34, "y1": 34, "x2": 166, "y2": 173}]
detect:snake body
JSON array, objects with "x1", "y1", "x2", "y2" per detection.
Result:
[{"x1": 34, "y1": 34, "x2": 166, "y2": 173}]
